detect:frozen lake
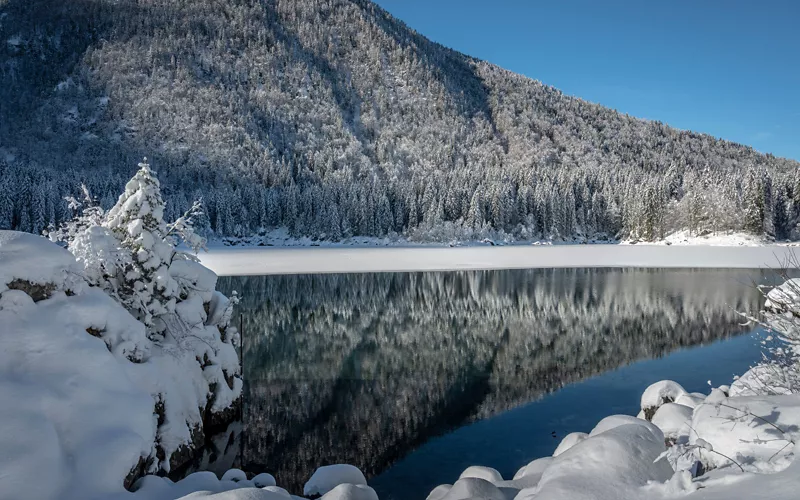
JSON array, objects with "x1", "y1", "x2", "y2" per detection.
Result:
[
  {"x1": 199, "y1": 244, "x2": 799, "y2": 276},
  {"x1": 202, "y1": 267, "x2": 785, "y2": 498}
]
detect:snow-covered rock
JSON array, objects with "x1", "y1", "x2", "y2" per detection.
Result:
[
  {"x1": 457, "y1": 465, "x2": 503, "y2": 483},
  {"x1": 589, "y1": 414, "x2": 664, "y2": 441},
  {"x1": 640, "y1": 380, "x2": 687, "y2": 420},
  {"x1": 304, "y1": 464, "x2": 367, "y2": 497},
  {"x1": 252, "y1": 473, "x2": 277, "y2": 488},
  {"x1": 651, "y1": 402, "x2": 693, "y2": 442},
  {"x1": 0, "y1": 231, "x2": 83, "y2": 296},
  {"x1": 425, "y1": 484, "x2": 452, "y2": 500},
  {"x1": 318, "y1": 484, "x2": 378, "y2": 500},
  {"x1": 675, "y1": 392, "x2": 707, "y2": 409},
  {"x1": 518, "y1": 421, "x2": 673, "y2": 500},
  {"x1": 553, "y1": 432, "x2": 589, "y2": 456},
  {"x1": 222, "y1": 469, "x2": 248, "y2": 482},
  {"x1": 705, "y1": 387, "x2": 728, "y2": 403},
  {"x1": 438, "y1": 477, "x2": 505, "y2": 500},
  {"x1": 512, "y1": 457, "x2": 553, "y2": 480}
]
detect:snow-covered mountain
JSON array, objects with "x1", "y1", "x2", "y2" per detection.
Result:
[
  {"x1": 1, "y1": 0, "x2": 798, "y2": 241},
  {"x1": 219, "y1": 268, "x2": 765, "y2": 489}
]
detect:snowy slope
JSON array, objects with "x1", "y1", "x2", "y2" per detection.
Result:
[
  {"x1": 0, "y1": 231, "x2": 241, "y2": 500},
  {"x1": 0, "y1": 232, "x2": 156, "y2": 500}
]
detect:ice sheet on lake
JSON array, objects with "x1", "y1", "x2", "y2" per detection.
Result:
[{"x1": 198, "y1": 245, "x2": 800, "y2": 276}]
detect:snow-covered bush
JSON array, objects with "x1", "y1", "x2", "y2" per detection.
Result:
[
  {"x1": 45, "y1": 160, "x2": 242, "y2": 472},
  {"x1": 731, "y1": 266, "x2": 800, "y2": 396}
]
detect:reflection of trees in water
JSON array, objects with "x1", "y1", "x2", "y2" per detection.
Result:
[{"x1": 217, "y1": 268, "x2": 765, "y2": 493}]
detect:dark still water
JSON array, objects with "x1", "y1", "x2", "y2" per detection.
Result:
[{"x1": 215, "y1": 268, "x2": 773, "y2": 499}]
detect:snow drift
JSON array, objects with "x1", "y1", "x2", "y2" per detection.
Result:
[{"x1": 0, "y1": 229, "x2": 242, "y2": 499}]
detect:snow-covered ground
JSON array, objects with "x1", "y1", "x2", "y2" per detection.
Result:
[
  {"x1": 641, "y1": 230, "x2": 797, "y2": 247},
  {"x1": 197, "y1": 244, "x2": 799, "y2": 276},
  {"x1": 419, "y1": 375, "x2": 800, "y2": 500}
]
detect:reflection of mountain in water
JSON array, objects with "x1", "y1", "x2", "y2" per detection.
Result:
[{"x1": 217, "y1": 268, "x2": 765, "y2": 493}]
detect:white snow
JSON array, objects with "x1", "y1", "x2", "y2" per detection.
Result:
[
  {"x1": 518, "y1": 420, "x2": 674, "y2": 500},
  {"x1": 552, "y1": 432, "x2": 589, "y2": 457},
  {"x1": 674, "y1": 392, "x2": 707, "y2": 409},
  {"x1": 690, "y1": 395, "x2": 800, "y2": 471},
  {"x1": 651, "y1": 403, "x2": 693, "y2": 441},
  {"x1": 457, "y1": 465, "x2": 503, "y2": 483},
  {"x1": 0, "y1": 230, "x2": 245, "y2": 500},
  {"x1": 0, "y1": 263, "x2": 155, "y2": 500},
  {"x1": 588, "y1": 414, "x2": 664, "y2": 439},
  {"x1": 303, "y1": 464, "x2": 368, "y2": 497},
  {"x1": 221, "y1": 469, "x2": 248, "y2": 482},
  {"x1": 512, "y1": 457, "x2": 553, "y2": 481},
  {"x1": 0, "y1": 231, "x2": 83, "y2": 293},
  {"x1": 639, "y1": 230, "x2": 786, "y2": 247},
  {"x1": 437, "y1": 477, "x2": 505, "y2": 500},
  {"x1": 251, "y1": 473, "x2": 277, "y2": 488},
  {"x1": 729, "y1": 365, "x2": 793, "y2": 396},
  {"x1": 640, "y1": 380, "x2": 688, "y2": 414},
  {"x1": 197, "y1": 244, "x2": 800, "y2": 276},
  {"x1": 319, "y1": 484, "x2": 379, "y2": 500},
  {"x1": 765, "y1": 278, "x2": 800, "y2": 311},
  {"x1": 426, "y1": 484, "x2": 452, "y2": 500}
]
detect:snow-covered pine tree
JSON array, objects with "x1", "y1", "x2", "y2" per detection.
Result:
[
  {"x1": 52, "y1": 160, "x2": 242, "y2": 469},
  {"x1": 774, "y1": 187, "x2": 789, "y2": 241},
  {"x1": 102, "y1": 158, "x2": 177, "y2": 332},
  {"x1": 744, "y1": 168, "x2": 766, "y2": 235}
]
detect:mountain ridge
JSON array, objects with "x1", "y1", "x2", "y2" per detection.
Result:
[{"x1": 1, "y1": 0, "x2": 798, "y2": 242}]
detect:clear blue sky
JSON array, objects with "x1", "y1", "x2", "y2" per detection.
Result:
[{"x1": 374, "y1": 0, "x2": 800, "y2": 161}]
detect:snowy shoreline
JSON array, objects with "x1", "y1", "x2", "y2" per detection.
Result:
[{"x1": 198, "y1": 244, "x2": 800, "y2": 276}]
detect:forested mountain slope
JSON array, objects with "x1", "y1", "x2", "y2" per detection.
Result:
[{"x1": 1, "y1": 0, "x2": 798, "y2": 241}]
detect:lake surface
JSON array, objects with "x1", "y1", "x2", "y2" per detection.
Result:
[{"x1": 214, "y1": 268, "x2": 778, "y2": 499}]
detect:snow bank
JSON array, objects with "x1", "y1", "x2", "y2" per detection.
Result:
[
  {"x1": 457, "y1": 465, "x2": 503, "y2": 483},
  {"x1": 129, "y1": 469, "x2": 304, "y2": 500},
  {"x1": 653, "y1": 230, "x2": 779, "y2": 247},
  {"x1": 552, "y1": 432, "x2": 588, "y2": 456},
  {"x1": 651, "y1": 403, "x2": 693, "y2": 441},
  {"x1": 519, "y1": 420, "x2": 673, "y2": 500},
  {"x1": 437, "y1": 477, "x2": 505, "y2": 500},
  {"x1": 427, "y1": 368, "x2": 800, "y2": 500},
  {"x1": 0, "y1": 233, "x2": 155, "y2": 500},
  {"x1": 0, "y1": 231, "x2": 243, "y2": 500},
  {"x1": 691, "y1": 395, "x2": 800, "y2": 471},
  {"x1": 513, "y1": 457, "x2": 553, "y2": 481},
  {"x1": 303, "y1": 464, "x2": 368, "y2": 497},
  {"x1": 0, "y1": 231, "x2": 83, "y2": 294}
]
